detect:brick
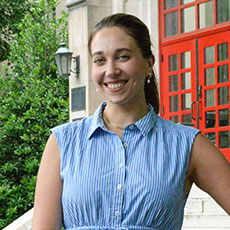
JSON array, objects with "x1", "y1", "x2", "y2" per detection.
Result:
[
  {"x1": 203, "y1": 199, "x2": 226, "y2": 214},
  {"x1": 188, "y1": 185, "x2": 210, "y2": 199},
  {"x1": 184, "y1": 200, "x2": 203, "y2": 214},
  {"x1": 183, "y1": 214, "x2": 230, "y2": 228}
]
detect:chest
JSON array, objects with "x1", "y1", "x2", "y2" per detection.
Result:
[{"x1": 62, "y1": 131, "x2": 187, "y2": 208}]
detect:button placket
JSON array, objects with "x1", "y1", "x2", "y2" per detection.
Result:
[{"x1": 113, "y1": 141, "x2": 126, "y2": 223}]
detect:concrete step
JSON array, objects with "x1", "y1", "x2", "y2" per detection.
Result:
[{"x1": 182, "y1": 213, "x2": 230, "y2": 228}]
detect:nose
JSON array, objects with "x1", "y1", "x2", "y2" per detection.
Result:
[{"x1": 105, "y1": 60, "x2": 120, "y2": 78}]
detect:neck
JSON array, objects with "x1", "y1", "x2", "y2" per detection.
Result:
[{"x1": 103, "y1": 101, "x2": 149, "y2": 130}]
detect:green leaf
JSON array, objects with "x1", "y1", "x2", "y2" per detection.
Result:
[{"x1": 0, "y1": 0, "x2": 69, "y2": 228}]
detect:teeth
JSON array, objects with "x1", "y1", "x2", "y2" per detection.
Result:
[{"x1": 107, "y1": 82, "x2": 125, "y2": 89}]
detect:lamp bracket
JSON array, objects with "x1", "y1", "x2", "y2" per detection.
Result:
[{"x1": 71, "y1": 55, "x2": 80, "y2": 78}]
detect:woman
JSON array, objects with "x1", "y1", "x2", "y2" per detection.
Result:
[{"x1": 32, "y1": 13, "x2": 230, "y2": 229}]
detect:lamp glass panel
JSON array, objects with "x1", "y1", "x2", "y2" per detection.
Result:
[
  {"x1": 55, "y1": 54, "x2": 63, "y2": 76},
  {"x1": 60, "y1": 55, "x2": 69, "y2": 76}
]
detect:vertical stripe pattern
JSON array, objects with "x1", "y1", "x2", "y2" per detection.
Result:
[{"x1": 51, "y1": 102, "x2": 200, "y2": 230}]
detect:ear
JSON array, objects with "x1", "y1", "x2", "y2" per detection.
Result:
[{"x1": 147, "y1": 54, "x2": 155, "y2": 68}]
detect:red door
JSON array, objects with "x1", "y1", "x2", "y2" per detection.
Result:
[
  {"x1": 160, "y1": 31, "x2": 230, "y2": 162},
  {"x1": 198, "y1": 31, "x2": 230, "y2": 160},
  {"x1": 160, "y1": 39, "x2": 197, "y2": 127}
]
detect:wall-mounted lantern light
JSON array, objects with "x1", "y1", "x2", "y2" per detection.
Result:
[{"x1": 55, "y1": 42, "x2": 80, "y2": 78}]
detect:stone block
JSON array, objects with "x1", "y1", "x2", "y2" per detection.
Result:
[
  {"x1": 183, "y1": 214, "x2": 230, "y2": 228},
  {"x1": 184, "y1": 200, "x2": 203, "y2": 214}
]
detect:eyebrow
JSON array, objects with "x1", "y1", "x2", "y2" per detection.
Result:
[{"x1": 92, "y1": 48, "x2": 132, "y2": 57}]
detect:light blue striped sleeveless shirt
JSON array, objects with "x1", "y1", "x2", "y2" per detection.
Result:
[{"x1": 51, "y1": 102, "x2": 200, "y2": 230}]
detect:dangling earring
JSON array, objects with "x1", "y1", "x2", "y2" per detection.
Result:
[
  {"x1": 147, "y1": 71, "x2": 152, "y2": 84},
  {"x1": 96, "y1": 88, "x2": 99, "y2": 92}
]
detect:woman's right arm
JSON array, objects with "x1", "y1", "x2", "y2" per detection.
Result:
[{"x1": 32, "y1": 133, "x2": 63, "y2": 230}]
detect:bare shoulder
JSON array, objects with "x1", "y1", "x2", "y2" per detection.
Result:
[
  {"x1": 189, "y1": 132, "x2": 230, "y2": 214},
  {"x1": 32, "y1": 133, "x2": 63, "y2": 229}
]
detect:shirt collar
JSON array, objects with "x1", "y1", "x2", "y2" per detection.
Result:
[
  {"x1": 87, "y1": 102, "x2": 157, "y2": 139},
  {"x1": 135, "y1": 104, "x2": 157, "y2": 136},
  {"x1": 87, "y1": 102, "x2": 107, "y2": 139}
]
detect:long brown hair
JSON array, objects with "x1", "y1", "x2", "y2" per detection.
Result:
[{"x1": 88, "y1": 13, "x2": 159, "y2": 114}]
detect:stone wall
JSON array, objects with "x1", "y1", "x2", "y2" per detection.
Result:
[{"x1": 182, "y1": 184, "x2": 230, "y2": 229}]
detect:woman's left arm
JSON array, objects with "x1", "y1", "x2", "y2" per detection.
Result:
[{"x1": 190, "y1": 133, "x2": 230, "y2": 215}]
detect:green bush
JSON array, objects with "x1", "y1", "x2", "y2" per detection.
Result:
[
  {"x1": 0, "y1": 0, "x2": 69, "y2": 228},
  {"x1": 0, "y1": 0, "x2": 29, "y2": 61}
]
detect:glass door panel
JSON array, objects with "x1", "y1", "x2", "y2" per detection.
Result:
[
  {"x1": 217, "y1": 0, "x2": 230, "y2": 24},
  {"x1": 165, "y1": 11, "x2": 179, "y2": 37},
  {"x1": 160, "y1": 39, "x2": 197, "y2": 127},
  {"x1": 164, "y1": 0, "x2": 178, "y2": 9},
  {"x1": 199, "y1": 0, "x2": 214, "y2": 29},
  {"x1": 198, "y1": 31, "x2": 230, "y2": 161},
  {"x1": 181, "y1": 6, "x2": 196, "y2": 33}
]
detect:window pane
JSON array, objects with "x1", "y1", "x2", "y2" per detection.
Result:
[
  {"x1": 205, "y1": 46, "x2": 215, "y2": 64},
  {"x1": 206, "y1": 132, "x2": 216, "y2": 145},
  {"x1": 181, "y1": 0, "x2": 194, "y2": 4},
  {"x1": 205, "y1": 110, "x2": 216, "y2": 128},
  {"x1": 181, "y1": 51, "x2": 191, "y2": 69},
  {"x1": 217, "y1": 0, "x2": 230, "y2": 24},
  {"x1": 182, "y1": 114, "x2": 192, "y2": 123},
  {"x1": 205, "y1": 67, "x2": 215, "y2": 85},
  {"x1": 165, "y1": 11, "x2": 178, "y2": 37},
  {"x1": 218, "y1": 87, "x2": 229, "y2": 105},
  {"x1": 170, "y1": 116, "x2": 179, "y2": 123},
  {"x1": 205, "y1": 89, "x2": 215, "y2": 107},
  {"x1": 199, "y1": 1, "x2": 214, "y2": 29},
  {"x1": 170, "y1": 75, "x2": 179, "y2": 92},
  {"x1": 181, "y1": 6, "x2": 196, "y2": 33},
  {"x1": 182, "y1": 72, "x2": 191, "y2": 89},
  {"x1": 219, "y1": 109, "x2": 229, "y2": 126},
  {"x1": 169, "y1": 54, "x2": 178, "y2": 71},
  {"x1": 219, "y1": 131, "x2": 229, "y2": 148},
  {"x1": 182, "y1": 93, "x2": 191, "y2": 110},
  {"x1": 165, "y1": 0, "x2": 178, "y2": 9},
  {"x1": 218, "y1": 65, "x2": 229, "y2": 83},
  {"x1": 218, "y1": 43, "x2": 228, "y2": 61},
  {"x1": 170, "y1": 95, "x2": 179, "y2": 112}
]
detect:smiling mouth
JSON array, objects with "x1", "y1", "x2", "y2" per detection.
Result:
[{"x1": 106, "y1": 81, "x2": 128, "y2": 89}]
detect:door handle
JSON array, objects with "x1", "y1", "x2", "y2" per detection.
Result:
[
  {"x1": 198, "y1": 100, "x2": 202, "y2": 120},
  {"x1": 191, "y1": 101, "x2": 196, "y2": 120}
]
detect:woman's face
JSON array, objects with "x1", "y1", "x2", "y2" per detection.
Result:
[{"x1": 90, "y1": 26, "x2": 152, "y2": 107}]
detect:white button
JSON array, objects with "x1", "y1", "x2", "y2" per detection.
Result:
[
  {"x1": 119, "y1": 163, "x2": 123, "y2": 168},
  {"x1": 115, "y1": 211, "x2": 119, "y2": 216},
  {"x1": 123, "y1": 143, "x2": 128, "y2": 148},
  {"x1": 117, "y1": 184, "x2": 122, "y2": 189},
  {"x1": 129, "y1": 124, "x2": 134, "y2": 129}
]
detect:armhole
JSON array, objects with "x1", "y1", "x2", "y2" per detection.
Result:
[
  {"x1": 184, "y1": 130, "x2": 201, "y2": 198},
  {"x1": 50, "y1": 129, "x2": 63, "y2": 179},
  {"x1": 187, "y1": 130, "x2": 202, "y2": 169}
]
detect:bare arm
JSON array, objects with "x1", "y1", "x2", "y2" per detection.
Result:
[
  {"x1": 32, "y1": 133, "x2": 63, "y2": 229},
  {"x1": 190, "y1": 133, "x2": 230, "y2": 215}
]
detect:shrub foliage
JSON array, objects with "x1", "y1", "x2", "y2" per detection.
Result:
[
  {"x1": 0, "y1": 0, "x2": 29, "y2": 61},
  {"x1": 0, "y1": 0, "x2": 69, "y2": 227}
]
